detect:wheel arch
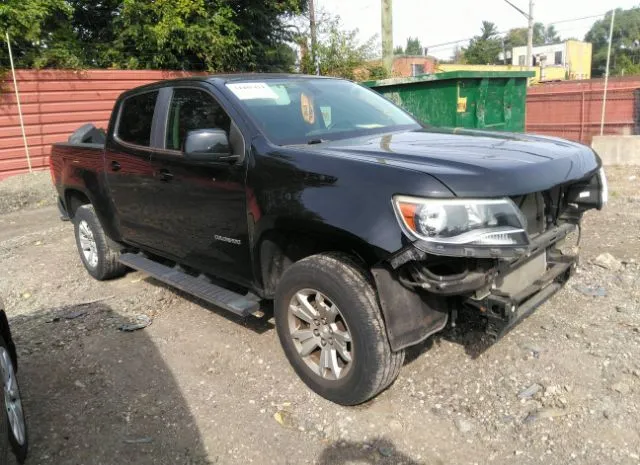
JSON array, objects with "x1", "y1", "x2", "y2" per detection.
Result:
[
  {"x1": 64, "y1": 188, "x2": 92, "y2": 219},
  {"x1": 255, "y1": 223, "x2": 387, "y2": 298}
]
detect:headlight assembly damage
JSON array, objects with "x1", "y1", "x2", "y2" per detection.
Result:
[{"x1": 392, "y1": 196, "x2": 530, "y2": 257}]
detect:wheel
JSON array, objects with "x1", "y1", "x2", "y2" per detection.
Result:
[
  {"x1": 275, "y1": 253, "x2": 405, "y2": 405},
  {"x1": 0, "y1": 335, "x2": 27, "y2": 463},
  {"x1": 73, "y1": 204, "x2": 127, "y2": 280}
]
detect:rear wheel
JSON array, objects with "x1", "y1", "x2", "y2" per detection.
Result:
[
  {"x1": 73, "y1": 205, "x2": 126, "y2": 280},
  {"x1": 0, "y1": 335, "x2": 27, "y2": 463},
  {"x1": 275, "y1": 253, "x2": 404, "y2": 405}
]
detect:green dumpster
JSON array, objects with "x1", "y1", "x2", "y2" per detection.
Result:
[{"x1": 363, "y1": 70, "x2": 535, "y2": 132}]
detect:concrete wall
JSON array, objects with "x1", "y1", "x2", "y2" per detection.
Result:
[{"x1": 592, "y1": 135, "x2": 640, "y2": 165}]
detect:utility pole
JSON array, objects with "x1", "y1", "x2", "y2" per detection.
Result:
[
  {"x1": 526, "y1": 0, "x2": 534, "y2": 67},
  {"x1": 5, "y1": 32, "x2": 32, "y2": 174},
  {"x1": 600, "y1": 9, "x2": 616, "y2": 136},
  {"x1": 381, "y1": 0, "x2": 393, "y2": 74},
  {"x1": 309, "y1": 0, "x2": 319, "y2": 75},
  {"x1": 503, "y1": 0, "x2": 534, "y2": 66}
]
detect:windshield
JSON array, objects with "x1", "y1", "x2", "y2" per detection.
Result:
[{"x1": 225, "y1": 78, "x2": 420, "y2": 145}]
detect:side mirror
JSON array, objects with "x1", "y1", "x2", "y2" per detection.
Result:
[{"x1": 184, "y1": 129, "x2": 237, "y2": 162}]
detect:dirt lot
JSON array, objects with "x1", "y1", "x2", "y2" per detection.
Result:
[{"x1": 0, "y1": 167, "x2": 639, "y2": 465}]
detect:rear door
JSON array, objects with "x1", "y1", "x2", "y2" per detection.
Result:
[
  {"x1": 105, "y1": 89, "x2": 160, "y2": 247},
  {"x1": 147, "y1": 85, "x2": 253, "y2": 285}
]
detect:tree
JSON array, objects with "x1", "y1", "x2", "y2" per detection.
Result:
[
  {"x1": 0, "y1": 0, "x2": 306, "y2": 72},
  {"x1": 544, "y1": 25, "x2": 560, "y2": 44},
  {"x1": 0, "y1": 0, "x2": 80, "y2": 68},
  {"x1": 393, "y1": 45, "x2": 404, "y2": 55},
  {"x1": 586, "y1": 7, "x2": 640, "y2": 77},
  {"x1": 404, "y1": 37, "x2": 423, "y2": 55},
  {"x1": 451, "y1": 46, "x2": 466, "y2": 64},
  {"x1": 503, "y1": 22, "x2": 558, "y2": 51},
  {"x1": 314, "y1": 16, "x2": 377, "y2": 79},
  {"x1": 464, "y1": 21, "x2": 502, "y2": 64}
]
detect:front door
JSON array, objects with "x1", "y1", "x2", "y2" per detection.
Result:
[{"x1": 149, "y1": 86, "x2": 253, "y2": 286}]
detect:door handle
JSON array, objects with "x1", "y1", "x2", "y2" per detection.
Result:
[
  {"x1": 111, "y1": 161, "x2": 121, "y2": 172},
  {"x1": 159, "y1": 169, "x2": 173, "y2": 182}
]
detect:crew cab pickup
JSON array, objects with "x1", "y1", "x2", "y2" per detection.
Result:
[{"x1": 50, "y1": 74, "x2": 606, "y2": 405}]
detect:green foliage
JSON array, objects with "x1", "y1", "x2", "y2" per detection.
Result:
[
  {"x1": 316, "y1": 18, "x2": 377, "y2": 80},
  {"x1": 586, "y1": 7, "x2": 640, "y2": 77},
  {"x1": 393, "y1": 37, "x2": 424, "y2": 56},
  {"x1": 544, "y1": 25, "x2": 560, "y2": 45},
  {"x1": 404, "y1": 37, "x2": 424, "y2": 56},
  {"x1": 464, "y1": 21, "x2": 502, "y2": 64},
  {"x1": 0, "y1": 0, "x2": 79, "y2": 68},
  {"x1": 503, "y1": 23, "x2": 560, "y2": 54},
  {"x1": 0, "y1": 0, "x2": 305, "y2": 72},
  {"x1": 299, "y1": 14, "x2": 377, "y2": 80},
  {"x1": 366, "y1": 64, "x2": 390, "y2": 80}
]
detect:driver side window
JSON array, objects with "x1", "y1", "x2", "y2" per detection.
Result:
[{"x1": 165, "y1": 88, "x2": 232, "y2": 151}]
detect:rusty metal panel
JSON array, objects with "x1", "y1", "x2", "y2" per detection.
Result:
[{"x1": 526, "y1": 77, "x2": 640, "y2": 145}]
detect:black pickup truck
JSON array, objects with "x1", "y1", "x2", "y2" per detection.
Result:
[{"x1": 50, "y1": 74, "x2": 606, "y2": 405}]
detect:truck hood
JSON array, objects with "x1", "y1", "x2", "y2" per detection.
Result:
[{"x1": 312, "y1": 128, "x2": 600, "y2": 197}]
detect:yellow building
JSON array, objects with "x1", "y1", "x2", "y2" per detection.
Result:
[
  {"x1": 511, "y1": 40, "x2": 592, "y2": 81},
  {"x1": 436, "y1": 40, "x2": 592, "y2": 85}
]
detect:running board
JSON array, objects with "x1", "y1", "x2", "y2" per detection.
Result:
[{"x1": 119, "y1": 253, "x2": 260, "y2": 317}]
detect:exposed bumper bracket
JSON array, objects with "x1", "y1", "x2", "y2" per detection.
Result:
[{"x1": 465, "y1": 255, "x2": 576, "y2": 339}]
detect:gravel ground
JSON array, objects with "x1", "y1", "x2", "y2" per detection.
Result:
[
  {"x1": 0, "y1": 167, "x2": 638, "y2": 465},
  {"x1": 0, "y1": 171, "x2": 57, "y2": 215}
]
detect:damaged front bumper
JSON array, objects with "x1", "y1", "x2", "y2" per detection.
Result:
[{"x1": 373, "y1": 222, "x2": 579, "y2": 352}]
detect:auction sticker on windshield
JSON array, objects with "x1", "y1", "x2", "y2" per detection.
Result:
[{"x1": 227, "y1": 82, "x2": 279, "y2": 100}]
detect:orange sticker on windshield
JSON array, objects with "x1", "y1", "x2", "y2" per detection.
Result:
[{"x1": 301, "y1": 93, "x2": 315, "y2": 124}]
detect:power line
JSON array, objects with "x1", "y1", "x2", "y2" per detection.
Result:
[{"x1": 425, "y1": 12, "x2": 606, "y2": 50}]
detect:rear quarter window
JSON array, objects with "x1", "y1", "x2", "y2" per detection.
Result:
[{"x1": 117, "y1": 91, "x2": 159, "y2": 146}]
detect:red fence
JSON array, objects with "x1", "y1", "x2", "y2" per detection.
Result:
[
  {"x1": 526, "y1": 77, "x2": 640, "y2": 145},
  {"x1": 2, "y1": 70, "x2": 640, "y2": 179},
  {"x1": 0, "y1": 70, "x2": 196, "y2": 179}
]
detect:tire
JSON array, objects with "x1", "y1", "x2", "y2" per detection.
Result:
[
  {"x1": 0, "y1": 335, "x2": 27, "y2": 464},
  {"x1": 73, "y1": 204, "x2": 127, "y2": 281},
  {"x1": 275, "y1": 252, "x2": 405, "y2": 405}
]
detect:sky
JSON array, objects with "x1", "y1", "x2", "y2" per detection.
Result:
[{"x1": 314, "y1": 0, "x2": 640, "y2": 59}]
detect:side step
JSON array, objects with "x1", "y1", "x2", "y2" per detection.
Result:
[{"x1": 119, "y1": 253, "x2": 260, "y2": 317}]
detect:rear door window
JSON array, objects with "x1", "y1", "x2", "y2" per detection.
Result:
[{"x1": 117, "y1": 91, "x2": 159, "y2": 147}]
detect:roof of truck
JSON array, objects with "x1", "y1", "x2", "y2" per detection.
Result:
[
  {"x1": 117, "y1": 73, "x2": 340, "y2": 98},
  {"x1": 208, "y1": 73, "x2": 337, "y2": 82}
]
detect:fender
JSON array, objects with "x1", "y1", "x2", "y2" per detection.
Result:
[
  {"x1": 54, "y1": 143, "x2": 123, "y2": 242},
  {"x1": 248, "y1": 137, "x2": 455, "y2": 258}
]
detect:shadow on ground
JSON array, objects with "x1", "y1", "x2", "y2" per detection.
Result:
[
  {"x1": 8, "y1": 302, "x2": 210, "y2": 465},
  {"x1": 318, "y1": 438, "x2": 427, "y2": 465},
  {"x1": 144, "y1": 276, "x2": 275, "y2": 334},
  {"x1": 404, "y1": 314, "x2": 496, "y2": 366}
]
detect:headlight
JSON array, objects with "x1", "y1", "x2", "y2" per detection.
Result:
[{"x1": 393, "y1": 196, "x2": 529, "y2": 250}]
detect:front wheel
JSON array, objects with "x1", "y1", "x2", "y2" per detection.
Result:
[{"x1": 275, "y1": 253, "x2": 404, "y2": 405}]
